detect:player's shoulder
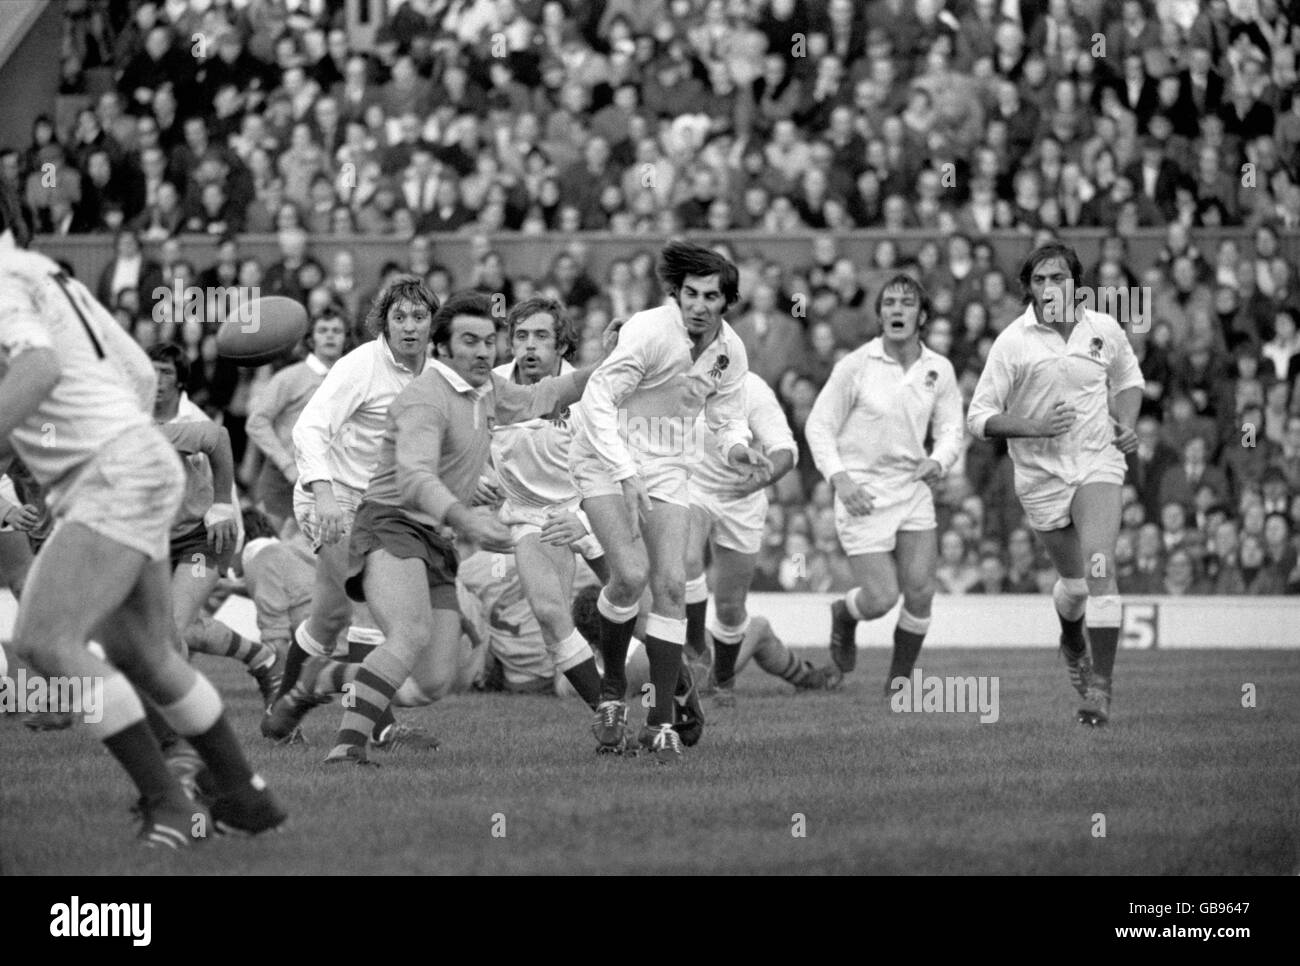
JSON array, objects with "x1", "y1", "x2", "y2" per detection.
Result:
[
  {"x1": 1082, "y1": 308, "x2": 1127, "y2": 340},
  {"x1": 919, "y1": 345, "x2": 958, "y2": 380},
  {"x1": 618, "y1": 304, "x2": 675, "y2": 341},
  {"x1": 0, "y1": 249, "x2": 59, "y2": 311}
]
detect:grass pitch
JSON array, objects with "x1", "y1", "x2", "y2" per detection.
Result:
[{"x1": 2, "y1": 648, "x2": 1297, "y2": 875}]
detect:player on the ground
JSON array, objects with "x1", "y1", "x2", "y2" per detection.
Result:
[
  {"x1": 264, "y1": 292, "x2": 608, "y2": 765},
  {"x1": 967, "y1": 242, "x2": 1144, "y2": 726},
  {"x1": 572, "y1": 240, "x2": 772, "y2": 760},
  {"x1": 571, "y1": 586, "x2": 828, "y2": 705},
  {"x1": 683, "y1": 369, "x2": 838, "y2": 704},
  {"x1": 484, "y1": 295, "x2": 607, "y2": 711},
  {"x1": 245, "y1": 311, "x2": 347, "y2": 532},
  {"x1": 805, "y1": 274, "x2": 965, "y2": 696},
  {"x1": 269, "y1": 275, "x2": 438, "y2": 750},
  {"x1": 0, "y1": 185, "x2": 283, "y2": 846}
]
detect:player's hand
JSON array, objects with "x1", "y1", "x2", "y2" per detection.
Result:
[
  {"x1": 911, "y1": 458, "x2": 944, "y2": 485},
  {"x1": 457, "y1": 508, "x2": 514, "y2": 554},
  {"x1": 204, "y1": 503, "x2": 238, "y2": 556},
  {"x1": 540, "y1": 509, "x2": 588, "y2": 547},
  {"x1": 1111, "y1": 418, "x2": 1139, "y2": 454},
  {"x1": 601, "y1": 317, "x2": 626, "y2": 354},
  {"x1": 471, "y1": 475, "x2": 502, "y2": 507},
  {"x1": 1038, "y1": 401, "x2": 1077, "y2": 437},
  {"x1": 315, "y1": 491, "x2": 346, "y2": 545},
  {"x1": 621, "y1": 475, "x2": 651, "y2": 540},
  {"x1": 728, "y1": 444, "x2": 774, "y2": 484},
  {"x1": 831, "y1": 472, "x2": 874, "y2": 516},
  {"x1": 1, "y1": 503, "x2": 40, "y2": 532}
]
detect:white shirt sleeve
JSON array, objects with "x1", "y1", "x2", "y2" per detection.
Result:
[
  {"x1": 292, "y1": 346, "x2": 370, "y2": 487},
  {"x1": 967, "y1": 331, "x2": 1018, "y2": 441},
  {"x1": 747, "y1": 375, "x2": 798, "y2": 459},
  {"x1": 804, "y1": 355, "x2": 857, "y2": 479},
  {"x1": 578, "y1": 316, "x2": 656, "y2": 481},
  {"x1": 929, "y1": 360, "x2": 966, "y2": 472},
  {"x1": 1107, "y1": 321, "x2": 1146, "y2": 394},
  {"x1": 0, "y1": 272, "x2": 53, "y2": 358}
]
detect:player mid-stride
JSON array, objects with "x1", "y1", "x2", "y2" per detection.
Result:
[
  {"x1": 0, "y1": 184, "x2": 283, "y2": 846},
  {"x1": 572, "y1": 240, "x2": 772, "y2": 761},
  {"x1": 968, "y1": 243, "x2": 1143, "y2": 726},
  {"x1": 805, "y1": 274, "x2": 964, "y2": 697}
]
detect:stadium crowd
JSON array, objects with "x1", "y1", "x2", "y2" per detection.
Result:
[{"x1": 2, "y1": 0, "x2": 1299, "y2": 596}]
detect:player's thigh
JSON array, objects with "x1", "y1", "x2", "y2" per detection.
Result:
[
  {"x1": 170, "y1": 559, "x2": 220, "y2": 634},
  {"x1": 581, "y1": 493, "x2": 648, "y2": 586},
  {"x1": 406, "y1": 606, "x2": 464, "y2": 700},
  {"x1": 1034, "y1": 523, "x2": 1085, "y2": 579},
  {"x1": 710, "y1": 544, "x2": 757, "y2": 612},
  {"x1": 684, "y1": 504, "x2": 713, "y2": 579},
  {"x1": 361, "y1": 549, "x2": 435, "y2": 644},
  {"x1": 1071, "y1": 482, "x2": 1123, "y2": 578},
  {"x1": 96, "y1": 559, "x2": 187, "y2": 686},
  {"x1": 13, "y1": 522, "x2": 147, "y2": 664},
  {"x1": 515, "y1": 532, "x2": 577, "y2": 625},
  {"x1": 643, "y1": 499, "x2": 689, "y2": 592},
  {"x1": 894, "y1": 528, "x2": 938, "y2": 601},
  {"x1": 0, "y1": 530, "x2": 32, "y2": 596},
  {"x1": 308, "y1": 536, "x2": 354, "y2": 627},
  {"x1": 846, "y1": 551, "x2": 901, "y2": 612}
]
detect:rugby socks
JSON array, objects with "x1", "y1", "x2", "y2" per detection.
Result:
[
  {"x1": 643, "y1": 613, "x2": 686, "y2": 728},
  {"x1": 183, "y1": 616, "x2": 275, "y2": 669},
  {"x1": 890, "y1": 609, "x2": 930, "y2": 684},
  {"x1": 344, "y1": 627, "x2": 396, "y2": 738},
  {"x1": 596, "y1": 590, "x2": 640, "y2": 702},
  {"x1": 94, "y1": 674, "x2": 183, "y2": 803},
  {"x1": 1053, "y1": 578, "x2": 1089, "y2": 655},
  {"x1": 707, "y1": 615, "x2": 749, "y2": 688},
  {"x1": 158, "y1": 674, "x2": 255, "y2": 792},
  {"x1": 1085, "y1": 595, "x2": 1122, "y2": 683},
  {"x1": 562, "y1": 658, "x2": 603, "y2": 710},
  {"x1": 276, "y1": 622, "x2": 319, "y2": 698},
  {"x1": 844, "y1": 588, "x2": 866, "y2": 621},
  {"x1": 335, "y1": 648, "x2": 407, "y2": 750},
  {"x1": 684, "y1": 576, "x2": 709, "y2": 659},
  {"x1": 142, "y1": 696, "x2": 180, "y2": 752}
]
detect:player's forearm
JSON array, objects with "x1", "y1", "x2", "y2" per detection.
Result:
[
  {"x1": 982, "y1": 414, "x2": 1048, "y2": 439},
  {"x1": 209, "y1": 427, "x2": 235, "y2": 503},
  {"x1": 766, "y1": 448, "x2": 795, "y2": 484},
  {"x1": 0, "y1": 348, "x2": 61, "y2": 440},
  {"x1": 245, "y1": 409, "x2": 293, "y2": 473},
  {"x1": 1111, "y1": 386, "x2": 1142, "y2": 430}
]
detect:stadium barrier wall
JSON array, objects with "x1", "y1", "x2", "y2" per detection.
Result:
[
  {"x1": 36, "y1": 229, "x2": 1300, "y2": 307},
  {"x1": 3, "y1": 591, "x2": 1297, "y2": 651}
]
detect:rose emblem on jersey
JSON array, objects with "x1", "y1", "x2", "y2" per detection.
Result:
[
  {"x1": 924, "y1": 369, "x2": 938, "y2": 389},
  {"x1": 709, "y1": 354, "x2": 729, "y2": 379},
  {"x1": 550, "y1": 406, "x2": 570, "y2": 428},
  {"x1": 1089, "y1": 337, "x2": 1103, "y2": 359}
]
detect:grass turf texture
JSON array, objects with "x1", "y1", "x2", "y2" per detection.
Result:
[{"x1": 3, "y1": 648, "x2": 1297, "y2": 875}]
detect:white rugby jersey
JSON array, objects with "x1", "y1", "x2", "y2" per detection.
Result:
[
  {"x1": 691, "y1": 371, "x2": 798, "y2": 494},
  {"x1": 806, "y1": 338, "x2": 965, "y2": 491},
  {"x1": 0, "y1": 245, "x2": 155, "y2": 501},
  {"x1": 967, "y1": 306, "x2": 1144, "y2": 482},
  {"x1": 576, "y1": 301, "x2": 751, "y2": 481},
  {"x1": 292, "y1": 335, "x2": 421, "y2": 493},
  {"x1": 489, "y1": 358, "x2": 584, "y2": 510}
]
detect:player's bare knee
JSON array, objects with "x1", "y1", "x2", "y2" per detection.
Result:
[
  {"x1": 715, "y1": 600, "x2": 747, "y2": 628},
  {"x1": 900, "y1": 579, "x2": 936, "y2": 614},
  {"x1": 532, "y1": 600, "x2": 570, "y2": 641},
  {"x1": 857, "y1": 587, "x2": 899, "y2": 620}
]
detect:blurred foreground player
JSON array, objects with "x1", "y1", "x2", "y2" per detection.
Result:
[
  {"x1": 0, "y1": 184, "x2": 283, "y2": 845},
  {"x1": 968, "y1": 243, "x2": 1144, "y2": 725}
]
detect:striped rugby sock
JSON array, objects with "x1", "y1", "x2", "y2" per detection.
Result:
[{"x1": 334, "y1": 649, "x2": 408, "y2": 749}]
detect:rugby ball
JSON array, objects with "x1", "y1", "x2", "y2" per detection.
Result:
[{"x1": 216, "y1": 295, "x2": 309, "y2": 365}]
